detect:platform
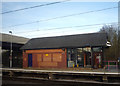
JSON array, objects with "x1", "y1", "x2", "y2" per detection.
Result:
[
  {"x1": 1, "y1": 68, "x2": 120, "y2": 83},
  {"x1": 1, "y1": 68, "x2": 120, "y2": 74}
]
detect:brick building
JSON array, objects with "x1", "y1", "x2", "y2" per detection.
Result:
[{"x1": 21, "y1": 33, "x2": 110, "y2": 69}]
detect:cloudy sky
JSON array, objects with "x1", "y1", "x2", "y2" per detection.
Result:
[{"x1": 2, "y1": 0, "x2": 118, "y2": 38}]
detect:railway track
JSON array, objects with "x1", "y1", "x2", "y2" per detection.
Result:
[
  {"x1": 1, "y1": 68, "x2": 120, "y2": 86},
  {"x1": 2, "y1": 76, "x2": 120, "y2": 86}
]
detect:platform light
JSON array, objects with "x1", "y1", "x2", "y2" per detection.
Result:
[
  {"x1": 9, "y1": 31, "x2": 12, "y2": 68},
  {"x1": 106, "y1": 41, "x2": 111, "y2": 47}
]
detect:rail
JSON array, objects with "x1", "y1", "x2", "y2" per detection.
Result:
[{"x1": 1, "y1": 68, "x2": 120, "y2": 83}]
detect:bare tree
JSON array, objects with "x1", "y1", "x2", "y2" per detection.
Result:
[{"x1": 99, "y1": 24, "x2": 119, "y2": 61}]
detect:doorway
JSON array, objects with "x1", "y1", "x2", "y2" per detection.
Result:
[
  {"x1": 84, "y1": 52, "x2": 91, "y2": 68},
  {"x1": 28, "y1": 54, "x2": 32, "y2": 67},
  {"x1": 94, "y1": 52, "x2": 102, "y2": 68}
]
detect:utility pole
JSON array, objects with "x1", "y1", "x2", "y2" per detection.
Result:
[{"x1": 9, "y1": 31, "x2": 12, "y2": 68}]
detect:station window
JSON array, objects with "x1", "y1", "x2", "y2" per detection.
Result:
[
  {"x1": 93, "y1": 47, "x2": 102, "y2": 52},
  {"x1": 67, "y1": 48, "x2": 84, "y2": 67}
]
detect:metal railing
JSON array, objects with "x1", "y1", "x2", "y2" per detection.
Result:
[{"x1": 104, "y1": 61, "x2": 118, "y2": 71}]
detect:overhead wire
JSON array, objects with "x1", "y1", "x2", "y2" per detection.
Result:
[
  {"x1": 1, "y1": 0, "x2": 70, "y2": 14},
  {"x1": 39, "y1": 6, "x2": 118, "y2": 22},
  {"x1": 30, "y1": 26, "x2": 102, "y2": 38},
  {"x1": 2, "y1": 6, "x2": 118, "y2": 29},
  {"x1": 14, "y1": 22, "x2": 117, "y2": 34},
  {"x1": 22, "y1": 22, "x2": 119, "y2": 38}
]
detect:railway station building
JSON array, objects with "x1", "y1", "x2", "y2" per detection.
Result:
[{"x1": 21, "y1": 33, "x2": 110, "y2": 69}]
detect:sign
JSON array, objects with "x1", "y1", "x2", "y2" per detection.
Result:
[{"x1": 45, "y1": 54, "x2": 48, "y2": 56}]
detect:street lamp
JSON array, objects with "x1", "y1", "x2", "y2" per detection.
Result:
[{"x1": 9, "y1": 31, "x2": 12, "y2": 68}]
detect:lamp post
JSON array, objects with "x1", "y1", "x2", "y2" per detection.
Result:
[{"x1": 9, "y1": 31, "x2": 12, "y2": 68}]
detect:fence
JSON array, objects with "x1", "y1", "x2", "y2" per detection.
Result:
[{"x1": 104, "y1": 61, "x2": 118, "y2": 71}]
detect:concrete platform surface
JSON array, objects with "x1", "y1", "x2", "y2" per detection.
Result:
[{"x1": 1, "y1": 68, "x2": 120, "y2": 75}]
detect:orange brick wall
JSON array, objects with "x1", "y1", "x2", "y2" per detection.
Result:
[
  {"x1": 23, "y1": 51, "x2": 28, "y2": 68},
  {"x1": 23, "y1": 49, "x2": 67, "y2": 68}
]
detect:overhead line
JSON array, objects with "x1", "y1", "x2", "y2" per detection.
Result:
[
  {"x1": 8, "y1": 21, "x2": 39, "y2": 27},
  {"x1": 14, "y1": 22, "x2": 117, "y2": 34},
  {"x1": 21, "y1": 22, "x2": 119, "y2": 38},
  {"x1": 40, "y1": 6, "x2": 118, "y2": 22},
  {"x1": 1, "y1": 0, "x2": 70, "y2": 14},
  {"x1": 3, "y1": 6, "x2": 118, "y2": 29},
  {"x1": 30, "y1": 26, "x2": 101, "y2": 38}
]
